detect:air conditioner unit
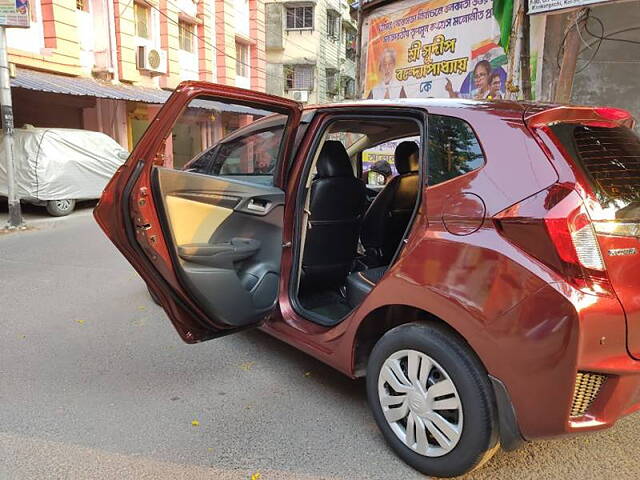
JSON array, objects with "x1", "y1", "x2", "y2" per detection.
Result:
[
  {"x1": 136, "y1": 45, "x2": 167, "y2": 74},
  {"x1": 291, "y1": 90, "x2": 309, "y2": 102}
]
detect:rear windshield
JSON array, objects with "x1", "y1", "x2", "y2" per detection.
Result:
[{"x1": 550, "y1": 123, "x2": 640, "y2": 220}]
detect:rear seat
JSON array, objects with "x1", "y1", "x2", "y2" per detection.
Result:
[{"x1": 345, "y1": 266, "x2": 387, "y2": 308}]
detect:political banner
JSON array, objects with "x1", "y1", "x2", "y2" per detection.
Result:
[
  {"x1": 0, "y1": 0, "x2": 30, "y2": 28},
  {"x1": 364, "y1": 0, "x2": 508, "y2": 100}
]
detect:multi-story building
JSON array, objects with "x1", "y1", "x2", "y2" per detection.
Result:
[
  {"x1": 264, "y1": 0, "x2": 357, "y2": 104},
  {"x1": 7, "y1": 0, "x2": 267, "y2": 154}
]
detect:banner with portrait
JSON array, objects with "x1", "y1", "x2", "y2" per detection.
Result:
[
  {"x1": 0, "y1": 0, "x2": 30, "y2": 27},
  {"x1": 363, "y1": 0, "x2": 508, "y2": 101}
]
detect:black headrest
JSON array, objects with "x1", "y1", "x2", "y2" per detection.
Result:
[
  {"x1": 395, "y1": 141, "x2": 420, "y2": 174},
  {"x1": 316, "y1": 140, "x2": 354, "y2": 178}
]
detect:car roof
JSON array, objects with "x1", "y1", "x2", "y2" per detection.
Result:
[{"x1": 302, "y1": 98, "x2": 562, "y2": 116}]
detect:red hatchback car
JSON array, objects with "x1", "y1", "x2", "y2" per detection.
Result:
[{"x1": 95, "y1": 82, "x2": 640, "y2": 477}]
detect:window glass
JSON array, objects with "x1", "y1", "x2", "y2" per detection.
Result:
[
  {"x1": 362, "y1": 136, "x2": 420, "y2": 186},
  {"x1": 345, "y1": 28, "x2": 357, "y2": 61},
  {"x1": 286, "y1": 6, "x2": 313, "y2": 30},
  {"x1": 236, "y1": 42, "x2": 249, "y2": 77},
  {"x1": 178, "y1": 21, "x2": 194, "y2": 52},
  {"x1": 343, "y1": 77, "x2": 355, "y2": 99},
  {"x1": 326, "y1": 69, "x2": 338, "y2": 94},
  {"x1": 427, "y1": 115, "x2": 484, "y2": 186},
  {"x1": 550, "y1": 123, "x2": 640, "y2": 218},
  {"x1": 326, "y1": 11, "x2": 338, "y2": 38},
  {"x1": 166, "y1": 98, "x2": 290, "y2": 186},
  {"x1": 134, "y1": 3, "x2": 150, "y2": 39}
]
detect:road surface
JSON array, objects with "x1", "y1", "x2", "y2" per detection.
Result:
[{"x1": 1, "y1": 214, "x2": 639, "y2": 479}]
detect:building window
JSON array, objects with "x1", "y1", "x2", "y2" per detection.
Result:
[
  {"x1": 285, "y1": 65, "x2": 314, "y2": 90},
  {"x1": 134, "y1": 3, "x2": 151, "y2": 39},
  {"x1": 179, "y1": 21, "x2": 194, "y2": 52},
  {"x1": 326, "y1": 69, "x2": 338, "y2": 95},
  {"x1": 76, "y1": 0, "x2": 89, "y2": 11},
  {"x1": 236, "y1": 42, "x2": 250, "y2": 77},
  {"x1": 345, "y1": 28, "x2": 356, "y2": 61},
  {"x1": 326, "y1": 10, "x2": 339, "y2": 40},
  {"x1": 286, "y1": 5, "x2": 313, "y2": 30},
  {"x1": 343, "y1": 77, "x2": 355, "y2": 99}
]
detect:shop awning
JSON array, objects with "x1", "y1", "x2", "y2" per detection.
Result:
[
  {"x1": 10, "y1": 68, "x2": 268, "y2": 115},
  {"x1": 11, "y1": 68, "x2": 171, "y2": 104}
]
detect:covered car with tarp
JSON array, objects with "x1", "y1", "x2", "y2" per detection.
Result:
[{"x1": 0, "y1": 127, "x2": 128, "y2": 216}]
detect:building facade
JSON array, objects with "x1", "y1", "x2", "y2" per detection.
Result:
[
  {"x1": 7, "y1": 0, "x2": 267, "y2": 153},
  {"x1": 264, "y1": 0, "x2": 357, "y2": 104}
]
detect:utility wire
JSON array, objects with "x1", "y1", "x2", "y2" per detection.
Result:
[{"x1": 558, "y1": 9, "x2": 640, "y2": 73}]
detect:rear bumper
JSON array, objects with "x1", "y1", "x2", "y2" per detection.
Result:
[
  {"x1": 568, "y1": 356, "x2": 640, "y2": 432},
  {"x1": 493, "y1": 282, "x2": 640, "y2": 441}
]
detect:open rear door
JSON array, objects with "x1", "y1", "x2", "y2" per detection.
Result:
[{"x1": 94, "y1": 82, "x2": 302, "y2": 343}]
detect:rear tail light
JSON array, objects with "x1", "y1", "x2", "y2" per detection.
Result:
[
  {"x1": 547, "y1": 209, "x2": 605, "y2": 271},
  {"x1": 495, "y1": 186, "x2": 612, "y2": 296}
]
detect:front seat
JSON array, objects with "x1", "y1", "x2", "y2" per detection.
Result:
[
  {"x1": 360, "y1": 141, "x2": 420, "y2": 265},
  {"x1": 301, "y1": 141, "x2": 367, "y2": 291}
]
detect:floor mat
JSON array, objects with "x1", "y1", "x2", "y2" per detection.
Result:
[{"x1": 300, "y1": 289, "x2": 353, "y2": 326}]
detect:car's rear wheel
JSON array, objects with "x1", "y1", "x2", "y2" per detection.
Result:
[
  {"x1": 366, "y1": 323, "x2": 499, "y2": 478},
  {"x1": 46, "y1": 199, "x2": 76, "y2": 216}
]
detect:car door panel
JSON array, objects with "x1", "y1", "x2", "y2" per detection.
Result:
[
  {"x1": 94, "y1": 82, "x2": 302, "y2": 343},
  {"x1": 152, "y1": 166, "x2": 285, "y2": 327}
]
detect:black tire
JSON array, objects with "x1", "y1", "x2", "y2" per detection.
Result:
[
  {"x1": 46, "y1": 199, "x2": 76, "y2": 216},
  {"x1": 366, "y1": 322, "x2": 499, "y2": 478}
]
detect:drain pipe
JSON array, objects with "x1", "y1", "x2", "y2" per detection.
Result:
[{"x1": 105, "y1": 0, "x2": 119, "y2": 83}]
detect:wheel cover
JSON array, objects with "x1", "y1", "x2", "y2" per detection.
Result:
[
  {"x1": 378, "y1": 349, "x2": 463, "y2": 457},
  {"x1": 55, "y1": 200, "x2": 72, "y2": 210}
]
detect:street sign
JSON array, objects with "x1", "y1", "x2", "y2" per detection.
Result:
[
  {"x1": 0, "y1": 0, "x2": 30, "y2": 28},
  {"x1": 529, "y1": 0, "x2": 618, "y2": 14}
]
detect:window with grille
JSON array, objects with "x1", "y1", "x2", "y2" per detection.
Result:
[
  {"x1": 286, "y1": 5, "x2": 313, "y2": 30},
  {"x1": 179, "y1": 21, "x2": 194, "y2": 52},
  {"x1": 236, "y1": 42, "x2": 250, "y2": 77},
  {"x1": 285, "y1": 65, "x2": 314, "y2": 90},
  {"x1": 134, "y1": 3, "x2": 151, "y2": 39},
  {"x1": 326, "y1": 10, "x2": 339, "y2": 39}
]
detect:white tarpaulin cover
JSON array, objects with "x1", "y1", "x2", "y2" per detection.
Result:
[{"x1": 0, "y1": 127, "x2": 128, "y2": 201}]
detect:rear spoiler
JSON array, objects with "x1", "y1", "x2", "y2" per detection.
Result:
[{"x1": 524, "y1": 105, "x2": 635, "y2": 129}]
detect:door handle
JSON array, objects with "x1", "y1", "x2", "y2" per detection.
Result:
[{"x1": 246, "y1": 198, "x2": 270, "y2": 213}]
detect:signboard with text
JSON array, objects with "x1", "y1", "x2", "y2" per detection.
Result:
[
  {"x1": 364, "y1": 0, "x2": 509, "y2": 101},
  {"x1": 529, "y1": 0, "x2": 615, "y2": 14},
  {"x1": 0, "y1": 0, "x2": 30, "y2": 28}
]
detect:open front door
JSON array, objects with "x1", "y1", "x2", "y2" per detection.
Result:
[{"x1": 94, "y1": 82, "x2": 302, "y2": 343}]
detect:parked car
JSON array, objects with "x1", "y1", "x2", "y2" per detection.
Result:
[
  {"x1": 0, "y1": 127, "x2": 129, "y2": 216},
  {"x1": 94, "y1": 82, "x2": 640, "y2": 477}
]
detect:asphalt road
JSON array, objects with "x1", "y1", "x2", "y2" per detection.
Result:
[{"x1": 1, "y1": 213, "x2": 640, "y2": 480}]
